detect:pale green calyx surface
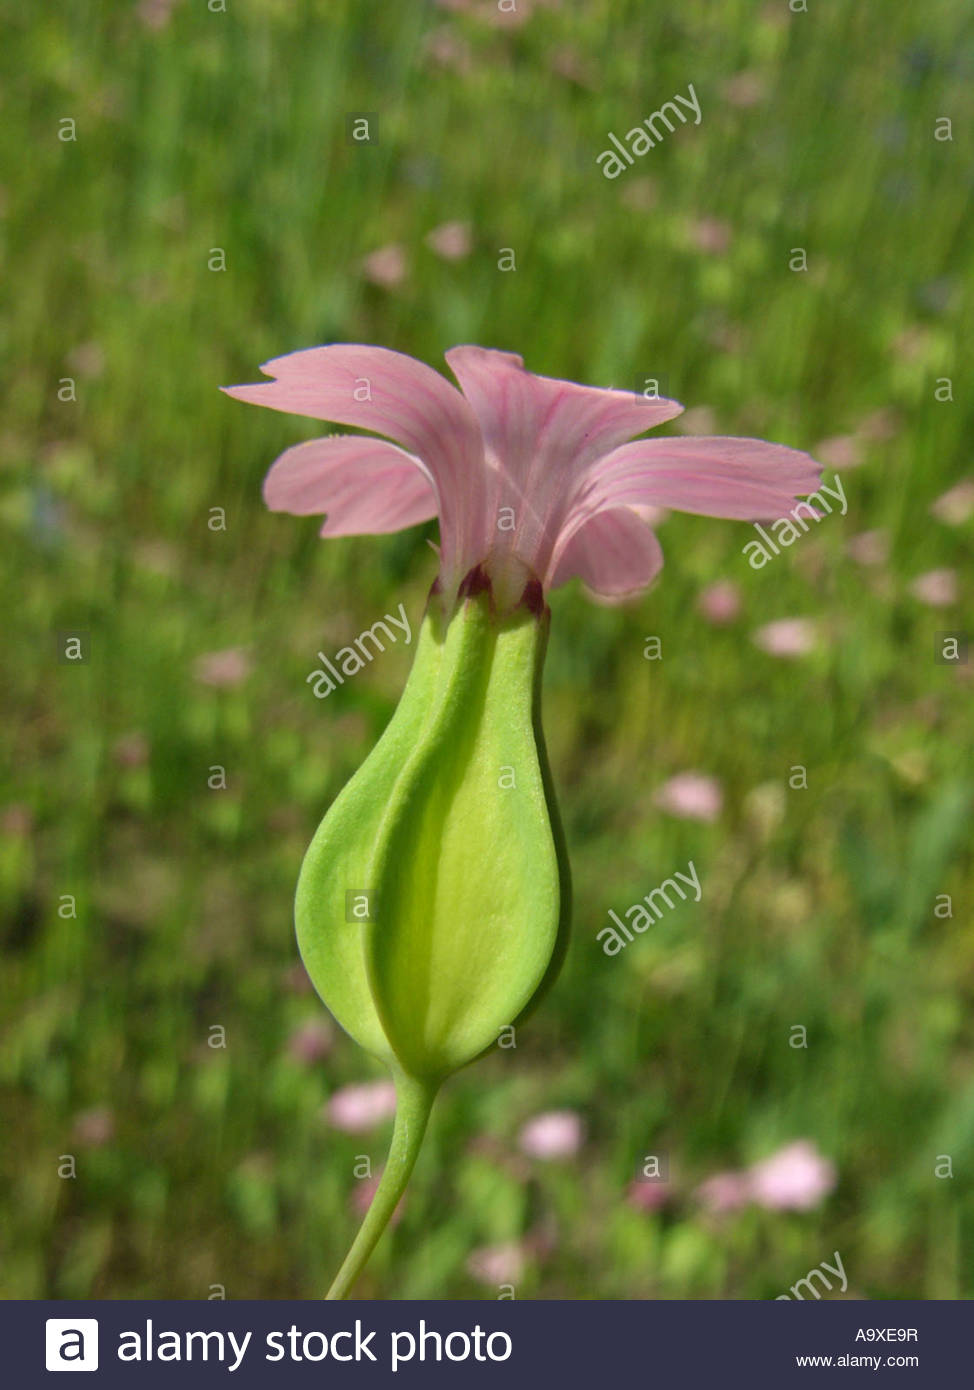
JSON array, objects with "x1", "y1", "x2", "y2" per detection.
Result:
[{"x1": 295, "y1": 582, "x2": 571, "y2": 1085}]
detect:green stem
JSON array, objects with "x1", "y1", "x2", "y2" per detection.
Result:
[{"x1": 325, "y1": 1071, "x2": 438, "y2": 1300}]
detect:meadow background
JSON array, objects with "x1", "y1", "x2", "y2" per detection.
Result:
[{"x1": 1, "y1": 0, "x2": 972, "y2": 1300}]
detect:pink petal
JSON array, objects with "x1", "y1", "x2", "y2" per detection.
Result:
[
  {"x1": 696, "y1": 579, "x2": 741, "y2": 625},
  {"x1": 568, "y1": 436, "x2": 822, "y2": 526},
  {"x1": 224, "y1": 345, "x2": 483, "y2": 585},
  {"x1": 445, "y1": 345, "x2": 683, "y2": 578},
  {"x1": 550, "y1": 506, "x2": 663, "y2": 597},
  {"x1": 747, "y1": 1141, "x2": 836, "y2": 1212},
  {"x1": 909, "y1": 568, "x2": 957, "y2": 607},
  {"x1": 518, "y1": 1110, "x2": 584, "y2": 1160},
  {"x1": 752, "y1": 618, "x2": 817, "y2": 658},
  {"x1": 324, "y1": 1080, "x2": 397, "y2": 1133},
  {"x1": 263, "y1": 435, "x2": 437, "y2": 536},
  {"x1": 654, "y1": 772, "x2": 723, "y2": 822}
]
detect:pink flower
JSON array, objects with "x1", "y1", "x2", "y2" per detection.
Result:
[
  {"x1": 224, "y1": 346, "x2": 821, "y2": 608},
  {"x1": 748, "y1": 1141, "x2": 836, "y2": 1212},
  {"x1": 695, "y1": 1170, "x2": 751, "y2": 1213},
  {"x1": 696, "y1": 1140, "x2": 836, "y2": 1215},
  {"x1": 929, "y1": 478, "x2": 974, "y2": 526},
  {"x1": 72, "y1": 1107, "x2": 115, "y2": 1147},
  {"x1": 518, "y1": 1109, "x2": 583, "y2": 1160},
  {"x1": 466, "y1": 1241, "x2": 525, "y2": 1286},
  {"x1": 845, "y1": 529, "x2": 889, "y2": 567},
  {"x1": 627, "y1": 1179, "x2": 672, "y2": 1212},
  {"x1": 425, "y1": 220, "x2": 472, "y2": 261},
  {"x1": 324, "y1": 1080, "x2": 397, "y2": 1133},
  {"x1": 654, "y1": 772, "x2": 723, "y2": 822},
  {"x1": 909, "y1": 568, "x2": 957, "y2": 607},
  {"x1": 193, "y1": 647, "x2": 252, "y2": 688},
  {"x1": 752, "y1": 617, "x2": 817, "y2": 658},
  {"x1": 360, "y1": 244, "x2": 407, "y2": 289},
  {"x1": 696, "y1": 579, "x2": 741, "y2": 625},
  {"x1": 287, "y1": 1018, "x2": 333, "y2": 1065}
]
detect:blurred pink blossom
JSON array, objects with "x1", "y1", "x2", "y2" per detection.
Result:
[
  {"x1": 696, "y1": 1170, "x2": 751, "y2": 1213},
  {"x1": 466, "y1": 1241, "x2": 525, "y2": 1286},
  {"x1": 193, "y1": 647, "x2": 252, "y2": 688},
  {"x1": 752, "y1": 618, "x2": 817, "y2": 658},
  {"x1": 845, "y1": 529, "x2": 889, "y2": 567},
  {"x1": 723, "y1": 70, "x2": 766, "y2": 107},
  {"x1": 627, "y1": 1179, "x2": 672, "y2": 1212},
  {"x1": 361, "y1": 244, "x2": 407, "y2": 289},
  {"x1": 73, "y1": 1107, "x2": 114, "y2": 1147},
  {"x1": 654, "y1": 772, "x2": 723, "y2": 823},
  {"x1": 748, "y1": 1140, "x2": 836, "y2": 1211},
  {"x1": 697, "y1": 1140, "x2": 836, "y2": 1214},
  {"x1": 325, "y1": 1080, "x2": 397, "y2": 1133},
  {"x1": 138, "y1": 0, "x2": 180, "y2": 30},
  {"x1": 687, "y1": 218, "x2": 731, "y2": 255},
  {"x1": 518, "y1": 1110, "x2": 583, "y2": 1160},
  {"x1": 909, "y1": 568, "x2": 957, "y2": 607},
  {"x1": 929, "y1": 479, "x2": 974, "y2": 526},
  {"x1": 697, "y1": 579, "x2": 741, "y2": 625},
  {"x1": 425, "y1": 220, "x2": 472, "y2": 261},
  {"x1": 813, "y1": 435, "x2": 862, "y2": 469},
  {"x1": 287, "y1": 1018, "x2": 333, "y2": 1065}
]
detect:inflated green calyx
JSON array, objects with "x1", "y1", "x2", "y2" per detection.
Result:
[{"x1": 297, "y1": 575, "x2": 569, "y2": 1083}]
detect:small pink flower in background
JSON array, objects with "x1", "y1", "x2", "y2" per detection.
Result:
[
  {"x1": 752, "y1": 617, "x2": 817, "y2": 658},
  {"x1": 325, "y1": 1080, "x2": 397, "y2": 1133},
  {"x1": 138, "y1": 0, "x2": 180, "y2": 30},
  {"x1": 224, "y1": 344, "x2": 821, "y2": 608},
  {"x1": 748, "y1": 1140, "x2": 836, "y2": 1211},
  {"x1": 518, "y1": 1109, "x2": 583, "y2": 1160},
  {"x1": 846, "y1": 529, "x2": 889, "y2": 567},
  {"x1": 813, "y1": 435, "x2": 862, "y2": 469},
  {"x1": 696, "y1": 1140, "x2": 836, "y2": 1214},
  {"x1": 723, "y1": 70, "x2": 766, "y2": 107},
  {"x1": 654, "y1": 772, "x2": 723, "y2": 823},
  {"x1": 697, "y1": 579, "x2": 741, "y2": 625},
  {"x1": 909, "y1": 568, "x2": 957, "y2": 607},
  {"x1": 73, "y1": 1107, "x2": 114, "y2": 1147},
  {"x1": 687, "y1": 218, "x2": 731, "y2": 255},
  {"x1": 425, "y1": 220, "x2": 472, "y2": 261},
  {"x1": 466, "y1": 1241, "x2": 525, "y2": 1286},
  {"x1": 193, "y1": 647, "x2": 252, "y2": 688},
  {"x1": 695, "y1": 1170, "x2": 751, "y2": 1213},
  {"x1": 856, "y1": 408, "x2": 898, "y2": 442},
  {"x1": 423, "y1": 28, "x2": 473, "y2": 72},
  {"x1": 929, "y1": 479, "x2": 974, "y2": 526},
  {"x1": 112, "y1": 732, "x2": 150, "y2": 767},
  {"x1": 627, "y1": 1179, "x2": 672, "y2": 1212},
  {"x1": 361, "y1": 244, "x2": 407, "y2": 289},
  {"x1": 287, "y1": 1018, "x2": 333, "y2": 1066}
]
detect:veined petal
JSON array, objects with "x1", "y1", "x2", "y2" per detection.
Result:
[
  {"x1": 224, "y1": 345, "x2": 484, "y2": 586},
  {"x1": 565, "y1": 435, "x2": 822, "y2": 528},
  {"x1": 444, "y1": 346, "x2": 683, "y2": 577},
  {"x1": 549, "y1": 506, "x2": 664, "y2": 598},
  {"x1": 263, "y1": 435, "x2": 438, "y2": 537}
]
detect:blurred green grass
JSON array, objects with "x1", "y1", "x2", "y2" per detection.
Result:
[{"x1": 1, "y1": 0, "x2": 972, "y2": 1298}]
